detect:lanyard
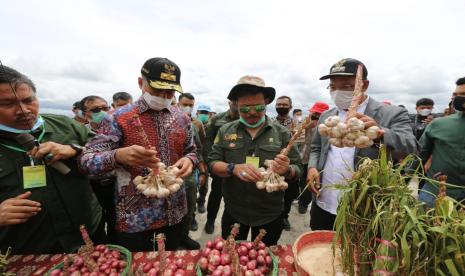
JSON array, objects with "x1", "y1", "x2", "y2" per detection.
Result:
[{"x1": 0, "y1": 124, "x2": 46, "y2": 153}]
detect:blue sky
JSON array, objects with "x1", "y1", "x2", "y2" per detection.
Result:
[{"x1": 1, "y1": 0, "x2": 464, "y2": 116}]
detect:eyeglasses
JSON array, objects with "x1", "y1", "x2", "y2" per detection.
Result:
[
  {"x1": 89, "y1": 106, "x2": 110, "y2": 113},
  {"x1": 239, "y1": 104, "x2": 266, "y2": 113}
]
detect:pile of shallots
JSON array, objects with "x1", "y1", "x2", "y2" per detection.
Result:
[
  {"x1": 318, "y1": 116, "x2": 380, "y2": 148},
  {"x1": 136, "y1": 234, "x2": 187, "y2": 276},
  {"x1": 197, "y1": 225, "x2": 273, "y2": 276},
  {"x1": 133, "y1": 162, "x2": 183, "y2": 198}
]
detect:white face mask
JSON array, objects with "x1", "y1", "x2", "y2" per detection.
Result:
[
  {"x1": 418, "y1": 109, "x2": 432, "y2": 116},
  {"x1": 143, "y1": 92, "x2": 172, "y2": 111},
  {"x1": 180, "y1": 105, "x2": 193, "y2": 115},
  {"x1": 294, "y1": 116, "x2": 303, "y2": 123},
  {"x1": 330, "y1": 90, "x2": 354, "y2": 110}
]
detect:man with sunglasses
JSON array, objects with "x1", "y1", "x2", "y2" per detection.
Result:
[
  {"x1": 80, "y1": 95, "x2": 111, "y2": 133},
  {"x1": 80, "y1": 95, "x2": 116, "y2": 242},
  {"x1": 79, "y1": 58, "x2": 197, "y2": 251},
  {"x1": 307, "y1": 58, "x2": 417, "y2": 230},
  {"x1": 208, "y1": 75, "x2": 302, "y2": 245}
]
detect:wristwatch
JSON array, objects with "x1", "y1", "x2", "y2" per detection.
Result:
[
  {"x1": 226, "y1": 163, "x2": 236, "y2": 177},
  {"x1": 70, "y1": 144, "x2": 84, "y2": 156}
]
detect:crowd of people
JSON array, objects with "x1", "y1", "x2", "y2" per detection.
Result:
[{"x1": 0, "y1": 57, "x2": 464, "y2": 255}]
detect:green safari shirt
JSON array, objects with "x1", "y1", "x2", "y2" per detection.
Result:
[
  {"x1": 0, "y1": 114, "x2": 102, "y2": 254},
  {"x1": 204, "y1": 110, "x2": 238, "y2": 162},
  {"x1": 419, "y1": 112, "x2": 465, "y2": 199},
  {"x1": 208, "y1": 117, "x2": 302, "y2": 226}
]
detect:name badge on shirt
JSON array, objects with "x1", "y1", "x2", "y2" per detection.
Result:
[
  {"x1": 23, "y1": 165, "x2": 47, "y2": 189},
  {"x1": 246, "y1": 156, "x2": 260, "y2": 169}
]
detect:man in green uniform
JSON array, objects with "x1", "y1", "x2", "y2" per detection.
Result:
[
  {"x1": 208, "y1": 75, "x2": 302, "y2": 245},
  {"x1": 0, "y1": 65, "x2": 103, "y2": 254},
  {"x1": 418, "y1": 76, "x2": 465, "y2": 207},
  {"x1": 203, "y1": 100, "x2": 239, "y2": 234}
]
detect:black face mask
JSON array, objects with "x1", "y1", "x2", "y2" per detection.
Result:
[
  {"x1": 276, "y1": 107, "x2": 290, "y2": 116},
  {"x1": 453, "y1": 96, "x2": 465, "y2": 112}
]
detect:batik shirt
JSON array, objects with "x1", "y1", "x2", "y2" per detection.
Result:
[{"x1": 79, "y1": 98, "x2": 198, "y2": 233}]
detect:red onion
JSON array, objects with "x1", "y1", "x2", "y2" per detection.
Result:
[
  {"x1": 208, "y1": 264, "x2": 217, "y2": 273},
  {"x1": 205, "y1": 240, "x2": 213, "y2": 248},
  {"x1": 50, "y1": 269, "x2": 61, "y2": 276},
  {"x1": 220, "y1": 253, "x2": 231, "y2": 265},
  {"x1": 174, "y1": 269, "x2": 186, "y2": 276},
  {"x1": 212, "y1": 270, "x2": 223, "y2": 276},
  {"x1": 256, "y1": 255, "x2": 265, "y2": 265},
  {"x1": 209, "y1": 254, "x2": 221, "y2": 266},
  {"x1": 239, "y1": 255, "x2": 249, "y2": 265},
  {"x1": 258, "y1": 241, "x2": 266, "y2": 250},
  {"x1": 245, "y1": 242, "x2": 253, "y2": 250},
  {"x1": 254, "y1": 269, "x2": 262, "y2": 276},
  {"x1": 238, "y1": 245, "x2": 248, "y2": 256},
  {"x1": 259, "y1": 265, "x2": 268, "y2": 274},
  {"x1": 265, "y1": 255, "x2": 273, "y2": 265},
  {"x1": 175, "y1": 258, "x2": 186, "y2": 269},
  {"x1": 147, "y1": 267, "x2": 158, "y2": 276},
  {"x1": 215, "y1": 240, "x2": 224, "y2": 251},
  {"x1": 70, "y1": 271, "x2": 81, "y2": 276},
  {"x1": 245, "y1": 270, "x2": 255, "y2": 276},
  {"x1": 202, "y1": 247, "x2": 211, "y2": 257},
  {"x1": 198, "y1": 257, "x2": 209, "y2": 270},
  {"x1": 248, "y1": 249, "x2": 258, "y2": 260},
  {"x1": 210, "y1": 249, "x2": 221, "y2": 256},
  {"x1": 163, "y1": 268, "x2": 174, "y2": 276},
  {"x1": 247, "y1": 260, "x2": 257, "y2": 270},
  {"x1": 257, "y1": 249, "x2": 267, "y2": 256},
  {"x1": 223, "y1": 265, "x2": 232, "y2": 276}
]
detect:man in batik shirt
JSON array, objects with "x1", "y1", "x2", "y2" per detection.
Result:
[{"x1": 79, "y1": 58, "x2": 197, "y2": 251}]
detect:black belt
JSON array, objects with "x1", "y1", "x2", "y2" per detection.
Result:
[{"x1": 89, "y1": 176, "x2": 116, "y2": 186}]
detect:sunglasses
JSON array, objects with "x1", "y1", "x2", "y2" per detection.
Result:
[
  {"x1": 89, "y1": 106, "x2": 110, "y2": 113},
  {"x1": 239, "y1": 104, "x2": 266, "y2": 113}
]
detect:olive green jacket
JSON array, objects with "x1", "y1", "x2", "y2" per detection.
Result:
[{"x1": 208, "y1": 117, "x2": 302, "y2": 226}]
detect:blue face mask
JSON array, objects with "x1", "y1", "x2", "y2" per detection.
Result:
[
  {"x1": 239, "y1": 116, "x2": 266, "y2": 128},
  {"x1": 198, "y1": 114, "x2": 209, "y2": 123},
  {"x1": 91, "y1": 111, "x2": 106, "y2": 124},
  {"x1": 0, "y1": 116, "x2": 44, "y2": 133}
]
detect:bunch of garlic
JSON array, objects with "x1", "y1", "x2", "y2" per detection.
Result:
[
  {"x1": 318, "y1": 116, "x2": 380, "y2": 148},
  {"x1": 256, "y1": 161, "x2": 289, "y2": 193},
  {"x1": 133, "y1": 162, "x2": 184, "y2": 198}
]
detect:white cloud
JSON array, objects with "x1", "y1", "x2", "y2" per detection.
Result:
[{"x1": 1, "y1": 0, "x2": 464, "y2": 116}]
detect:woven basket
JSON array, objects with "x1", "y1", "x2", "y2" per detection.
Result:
[
  {"x1": 45, "y1": 244, "x2": 132, "y2": 276},
  {"x1": 292, "y1": 230, "x2": 337, "y2": 276}
]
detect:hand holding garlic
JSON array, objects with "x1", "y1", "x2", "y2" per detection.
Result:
[
  {"x1": 255, "y1": 159, "x2": 289, "y2": 192},
  {"x1": 133, "y1": 162, "x2": 184, "y2": 198}
]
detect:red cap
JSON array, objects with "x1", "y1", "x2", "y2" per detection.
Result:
[{"x1": 309, "y1": 101, "x2": 329, "y2": 114}]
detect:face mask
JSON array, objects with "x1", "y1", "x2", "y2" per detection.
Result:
[
  {"x1": 143, "y1": 92, "x2": 172, "y2": 111},
  {"x1": 239, "y1": 115, "x2": 266, "y2": 128},
  {"x1": 276, "y1": 107, "x2": 290, "y2": 116},
  {"x1": 180, "y1": 106, "x2": 193, "y2": 115},
  {"x1": 418, "y1": 109, "x2": 432, "y2": 117},
  {"x1": 330, "y1": 90, "x2": 354, "y2": 110},
  {"x1": 198, "y1": 114, "x2": 209, "y2": 123},
  {"x1": 0, "y1": 116, "x2": 44, "y2": 134},
  {"x1": 453, "y1": 96, "x2": 465, "y2": 112},
  {"x1": 294, "y1": 116, "x2": 303, "y2": 123},
  {"x1": 90, "y1": 111, "x2": 106, "y2": 124}
]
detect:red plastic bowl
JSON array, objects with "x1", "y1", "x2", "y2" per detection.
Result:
[{"x1": 292, "y1": 230, "x2": 336, "y2": 276}]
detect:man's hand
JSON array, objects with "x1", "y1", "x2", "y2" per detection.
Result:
[
  {"x1": 0, "y1": 192, "x2": 41, "y2": 226},
  {"x1": 173, "y1": 157, "x2": 194, "y2": 178},
  {"x1": 115, "y1": 145, "x2": 160, "y2": 168},
  {"x1": 423, "y1": 115, "x2": 434, "y2": 125},
  {"x1": 29, "y1": 142, "x2": 76, "y2": 164},
  {"x1": 233, "y1": 164, "x2": 263, "y2": 183},
  {"x1": 354, "y1": 113, "x2": 385, "y2": 138},
  {"x1": 306, "y1": 167, "x2": 321, "y2": 195},
  {"x1": 270, "y1": 154, "x2": 290, "y2": 176}
]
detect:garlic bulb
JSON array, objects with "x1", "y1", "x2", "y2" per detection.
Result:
[
  {"x1": 365, "y1": 126, "x2": 381, "y2": 139},
  {"x1": 133, "y1": 162, "x2": 185, "y2": 199},
  {"x1": 318, "y1": 124, "x2": 331, "y2": 136},
  {"x1": 324, "y1": 116, "x2": 340, "y2": 127},
  {"x1": 329, "y1": 138, "x2": 343, "y2": 148}
]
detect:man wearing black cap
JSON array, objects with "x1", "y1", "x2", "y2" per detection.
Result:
[
  {"x1": 208, "y1": 75, "x2": 302, "y2": 245},
  {"x1": 79, "y1": 57, "x2": 198, "y2": 251},
  {"x1": 307, "y1": 58, "x2": 417, "y2": 230}
]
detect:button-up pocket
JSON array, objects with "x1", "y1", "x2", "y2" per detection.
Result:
[
  {"x1": 221, "y1": 142, "x2": 246, "y2": 164},
  {"x1": 257, "y1": 144, "x2": 282, "y2": 165}
]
